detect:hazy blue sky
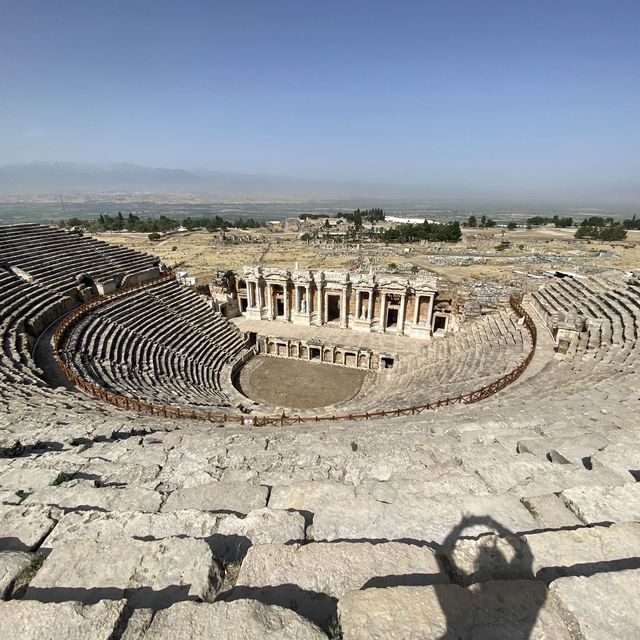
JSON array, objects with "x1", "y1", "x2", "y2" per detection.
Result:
[{"x1": 1, "y1": 0, "x2": 639, "y2": 193}]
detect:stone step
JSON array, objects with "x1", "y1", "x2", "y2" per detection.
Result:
[
  {"x1": 161, "y1": 482, "x2": 269, "y2": 515},
  {"x1": 308, "y1": 494, "x2": 538, "y2": 545},
  {"x1": 22, "y1": 479, "x2": 162, "y2": 513},
  {"x1": 337, "y1": 581, "x2": 571, "y2": 639},
  {"x1": 42, "y1": 507, "x2": 305, "y2": 563},
  {"x1": 447, "y1": 521, "x2": 640, "y2": 585},
  {"x1": 0, "y1": 599, "x2": 127, "y2": 640},
  {"x1": 0, "y1": 550, "x2": 33, "y2": 599},
  {"x1": 0, "y1": 504, "x2": 57, "y2": 552},
  {"x1": 517, "y1": 433, "x2": 612, "y2": 465},
  {"x1": 549, "y1": 569, "x2": 640, "y2": 639},
  {"x1": 25, "y1": 537, "x2": 221, "y2": 610},
  {"x1": 560, "y1": 483, "x2": 640, "y2": 524},
  {"x1": 232, "y1": 541, "x2": 447, "y2": 630},
  {"x1": 137, "y1": 600, "x2": 325, "y2": 639}
]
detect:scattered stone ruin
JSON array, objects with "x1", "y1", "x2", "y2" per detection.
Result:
[{"x1": 0, "y1": 223, "x2": 639, "y2": 638}]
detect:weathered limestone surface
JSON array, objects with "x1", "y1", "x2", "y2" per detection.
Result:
[
  {"x1": 120, "y1": 608, "x2": 154, "y2": 640},
  {"x1": 338, "y1": 582, "x2": 571, "y2": 639},
  {"x1": 214, "y1": 508, "x2": 306, "y2": 561},
  {"x1": 520, "y1": 494, "x2": 581, "y2": 528},
  {"x1": 235, "y1": 541, "x2": 446, "y2": 628},
  {"x1": 0, "y1": 504, "x2": 57, "y2": 551},
  {"x1": 517, "y1": 434, "x2": 611, "y2": 464},
  {"x1": 550, "y1": 569, "x2": 640, "y2": 639},
  {"x1": 26, "y1": 538, "x2": 222, "y2": 609},
  {"x1": 268, "y1": 481, "x2": 356, "y2": 513},
  {"x1": 23, "y1": 480, "x2": 162, "y2": 513},
  {"x1": 560, "y1": 484, "x2": 640, "y2": 524},
  {"x1": 41, "y1": 510, "x2": 222, "y2": 548},
  {"x1": 0, "y1": 489, "x2": 20, "y2": 504},
  {"x1": 0, "y1": 599, "x2": 127, "y2": 640},
  {"x1": 0, "y1": 467, "x2": 60, "y2": 491},
  {"x1": 161, "y1": 482, "x2": 268, "y2": 514},
  {"x1": 474, "y1": 453, "x2": 632, "y2": 498},
  {"x1": 140, "y1": 600, "x2": 326, "y2": 640},
  {"x1": 448, "y1": 523, "x2": 640, "y2": 584},
  {"x1": 590, "y1": 443, "x2": 640, "y2": 478},
  {"x1": 42, "y1": 508, "x2": 305, "y2": 562},
  {"x1": 0, "y1": 551, "x2": 32, "y2": 599},
  {"x1": 309, "y1": 495, "x2": 536, "y2": 544}
]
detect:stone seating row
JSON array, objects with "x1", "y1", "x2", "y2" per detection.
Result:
[
  {"x1": 1, "y1": 407, "x2": 639, "y2": 636},
  {"x1": 306, "y1": 307, "x2": 531, "y2": 417},
  {"x1": 0, "y1": 224, "x2": 158, "y2": 293},
  {"x1": 62, "y1": 279, "x2": 246, "y2": 409}
]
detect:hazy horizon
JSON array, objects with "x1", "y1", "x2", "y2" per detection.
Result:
[{"x1": 2, "y1": 1, "x2": 640, "y2": 199}]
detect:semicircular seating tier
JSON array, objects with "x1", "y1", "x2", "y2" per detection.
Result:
[
  {"x1": 0, "y1": 224, "x2": 165, "y2": 413},
  {"x1": 61, "y1": 279, "x2": 247, "y2": 409},
  {"x1": 246, "y1": 306, "x2": 534, "y2": 416}
]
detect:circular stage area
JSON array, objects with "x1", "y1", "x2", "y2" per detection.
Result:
[{"x1": 236, "y1": 355, "x2": 369, "y2": 409}]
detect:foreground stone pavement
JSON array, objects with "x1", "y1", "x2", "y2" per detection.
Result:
[{"x1": 1, "y1": 225, "x2": 639, "y2": 637}]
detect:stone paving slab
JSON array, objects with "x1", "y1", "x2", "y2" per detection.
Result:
[
  {"x1": 309, "y1": 495, "x2": 537, "y2": 545},
  {"x1": 560, "y1": 483, "x2": 640, "y2": 524},
  {"x1": 26, "y1": 537, "x2": 221, "y2": 610},
  {"x1": 234, "y1": 541, "x2": 446, "y2": 629},
  {"x1": 139, "y1": 600, "x2": 326, "y2": 639},
  {"x1": 161, "y1": 482, "x2": 268, "y2": 515},
  {"x1": 268, "y1": 481, "x2": 356, "y2": 515},
  {"x1": 338, "y1": 582, "x2": 571, "y2": 639},
  {"x1": 23, "y1": 480, "x2": 162, "y2": 513},
  {"x1": 0, "y1": 551, "x2": 33, "y2": 599},
  {"x1": 42, "y1": 507, "x2": 305, "y2": 563},
  {"x1": 0, "y1": 504, "x2": 57, "y2": 551},
  {"x1": 520, "y1": 494, "x2": 581, "y2": 528},
  {"x1": 0, "y1": 467, "x2": 60, "y2": 492},
  {"x1": 0, "y1": 599, "x2": 127, "y2": 640},
  {"x1": 550, "y1": 569, "x2": 640, "y2": 639},
  {"x1": 448, "y1": 522, "x2": 640, "y2": 584}
]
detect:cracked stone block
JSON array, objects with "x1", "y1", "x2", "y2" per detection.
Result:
[
  {"x1": 26, "y1": 537, "x2": 222, "y2": 610},
  {"x1": 140, "y1": 600, "x2": 326, "y2": 639},
  {"x1": 0, "y1": 599, "x2": 127, "y2": 639}
]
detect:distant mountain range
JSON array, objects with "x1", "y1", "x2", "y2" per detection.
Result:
[
  {"x1": 0, "y1": 161, "x2": 495, "y2": 200},
  {"x1": 0, "y1": 162, "x2": 638, "y2": 206}
]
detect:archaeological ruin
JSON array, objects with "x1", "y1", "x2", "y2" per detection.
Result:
[{"x1": 0, "y1": 223, "x2": 639, "y2": 638}]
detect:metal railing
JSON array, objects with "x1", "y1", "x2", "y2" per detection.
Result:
[{"x1": 54, "y1": 283, "x2": 536, "y2": 427}]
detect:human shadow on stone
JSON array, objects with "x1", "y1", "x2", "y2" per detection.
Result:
[{"x1": 435, "y1": 515, "x2": 542, "y2": 640}]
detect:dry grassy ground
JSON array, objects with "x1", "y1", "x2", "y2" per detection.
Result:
[{"x1": 92, "y1": 226, "x2": 640, "y2": 285}]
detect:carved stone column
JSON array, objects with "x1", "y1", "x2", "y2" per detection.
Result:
[
  {"x1": 398, "y1": 293, "x2": 407, "y2": 335},
  {"x1": 340, "y1": 287, "x2": 348, "y2": 329},
  {"x1": 247, "y1": 281, "x2": 254, "y2": 309},
  {"x1": 317, "y1": 284, "x2": 324, "y2": 325},
  {"x1": 284, "y1": 283, "x2": 290, "y2": 321},
  {"x1": 413, "y1": 293, "x2": 421, "y2": 325},
  {"x1": 379, "y1": 293, "x2": 387, "y2": 332},
  {"x1": 427, "y1": 294, "x2": 435, "y2": 331},
  {"x1": 266, "y1": 283, "x2": 273, "y2": 319}
]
